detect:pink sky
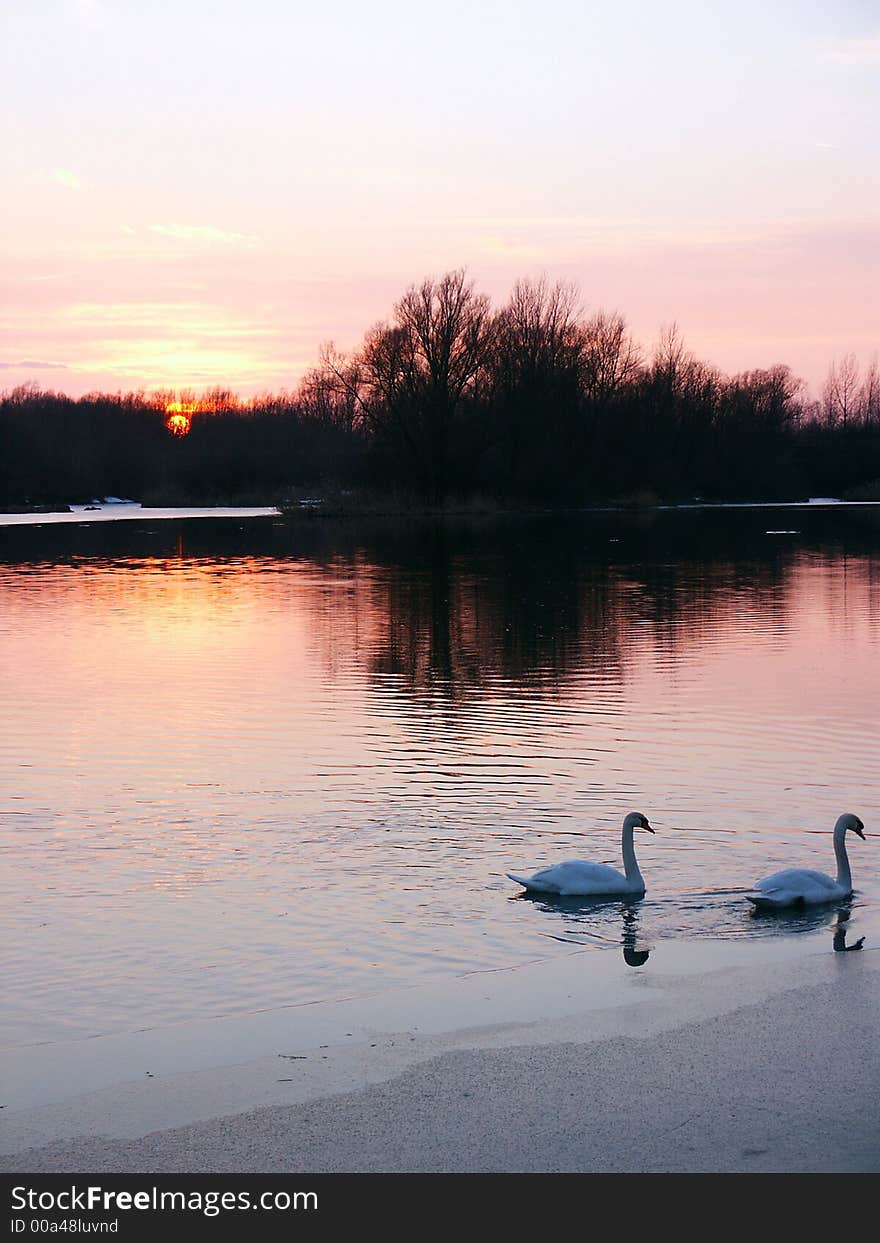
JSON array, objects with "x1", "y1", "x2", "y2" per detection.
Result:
[{"x1": 1, "y1": 1, "x2": 878, "y2": 397}]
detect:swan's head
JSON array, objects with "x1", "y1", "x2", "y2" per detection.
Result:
[
  {"x1": 624, "y1": 811, "x2": 654, "y2": 834},
  {"x1": 837, "y1": 813, "x2": 866, "y2": 840}
]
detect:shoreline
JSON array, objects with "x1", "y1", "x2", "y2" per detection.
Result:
[
  {"x1": 2, "y1": 497, "x2": 880, "y2": 530},
  {"x1": 4, "y1": 932, "x2": 878, "y2": 1172}
]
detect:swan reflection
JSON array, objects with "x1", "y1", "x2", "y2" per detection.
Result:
[
  {"x1": 514, "y1": 891, "x2": 652, "y2": 967},
  {"x1": 749, "y1": 895, "x2": 866, "y2": 950},
  {"x1": 514, "y1": 884, "x2": 868, "y2": 961},
  {"x1": 622, "y1": 913, "x2": 651, "y2": 966},
  {"x1": 832, "y1": 908, "x2": 865, "y2": 952}
]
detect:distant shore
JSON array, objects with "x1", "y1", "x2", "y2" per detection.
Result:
[{"x1": 4, "y1": 494, "x2": 880, "y2": 530}]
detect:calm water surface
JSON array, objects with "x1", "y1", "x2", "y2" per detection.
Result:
[{"x1": 2, "y1": 509, "x2": 879, "y2": 1048}]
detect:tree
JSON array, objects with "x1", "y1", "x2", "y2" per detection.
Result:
[
  {"x1": 300, "y1": 344, "x2": 364, "y2": 436},
  {"x1": 488, "y1": 277, "x2": 585, "y2": 497},
  {"x1": 634, "y1": 324, "x2": 719, "y2": 495},
  {"x1": 822, "y1": 354, "x2": 860, "y2": 428},
  {"x1": 357, "y1": 270, "x2": 492, "y2": 502},
  {"x1": 858, "y1": 355, "x2": 879, "y2": 426},
  {"x1": 582, "y1": 309, "x2": 641, "y2": 405}
]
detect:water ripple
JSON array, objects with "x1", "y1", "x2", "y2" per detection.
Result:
[{"x1": 1, "y1": 512, "x2": 879, "y2": 1046}]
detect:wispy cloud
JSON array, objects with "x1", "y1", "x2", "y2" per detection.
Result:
[
  {"x1": 43, "y1": 300, "x2": 285, "y2": 387},
  {"x1": 147, "y1": 223, "x2": 257, "y2": 246},
  {"x1": 60, "y1": 302, "x2": 277, "y2": 337},
  {"x1": 0, "y1": 359, "x2": 68, "y2": 370},
  {"x1": 54, "y1": 168, "x2": 81, "y2": 191},
  {"x1": 476, "y1": 235, "x2": 551, "y2": 260},
  {"x1": 820, "y1": 34, "x2": 880, "y2": 65},
  {"x1": 434, "y1": 213, "x2": 777, "y2": 259}
]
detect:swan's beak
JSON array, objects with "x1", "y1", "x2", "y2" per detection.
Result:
[
  {"x1": 643, "y1": 822, "x2": 655, "y2": 834},
  {"x1": 854, "y1": 825, "x2": 866, "y2": 840}
]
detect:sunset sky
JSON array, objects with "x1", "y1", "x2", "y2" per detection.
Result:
[{"x1": 2, "y1": 0, "x2": 877, "y2": 397}]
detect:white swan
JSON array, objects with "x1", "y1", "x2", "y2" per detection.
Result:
[
  {"x1": 507, "y1": 812, "x2": 654, "y2": 896},
  {"x1": 747, "y1": 813, "x2": 866, "y2": 910}
]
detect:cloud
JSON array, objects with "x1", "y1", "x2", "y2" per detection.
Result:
[
  {"x1": 0, "y1": 360, "x2": 68, "y2": 370},
  {"x1": 820, "y1": 34, "x2": 880, "y2": 65},
  {"x1": 58, "y1": 300, "x2": 280, "y2": 342},
  {"x1": 54, "y1": 168, "x2": 81, "y2": 191},
  {"x1": 477, "y1": 234, "x2": 552, "y2": 260},
  {"x1": 147, "y1": 223, "x2": 258, "y2": 246},
  {"x1": 47, "y1": 300, "x2": 284, "y2": 387}
]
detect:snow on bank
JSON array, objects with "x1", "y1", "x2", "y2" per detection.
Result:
[{"x1": 0, "y1": 504, "x2": 280, "y2": 527}]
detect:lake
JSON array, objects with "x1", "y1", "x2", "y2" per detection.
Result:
[{"x1": 2, "y1": 506, "x2": 879, "y2": 1052}]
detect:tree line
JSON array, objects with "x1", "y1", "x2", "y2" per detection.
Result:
[{"x1": 2, "y1": 271, "x2": 879, "y2": 509}]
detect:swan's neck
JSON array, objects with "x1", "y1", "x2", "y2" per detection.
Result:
[
  {"x1": 833, "y1": 824, "x2": 852, "y2": 891},
  {"x1": 622, "y1": 825, "x2": 643, "y2": 886}
]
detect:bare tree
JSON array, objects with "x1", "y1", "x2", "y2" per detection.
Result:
[
  {"x1": 582, "y1": 309, "x2": 641, "y2": 403},
  {"x1": 299, "y1": 343, "x2": 364, "y2": 436},
  {"x1": 493, "y1": 278, "x2": 583, "y2": 375},
  {"x1": 858, "y1": 354, "x2": 879, "y2": 426},
  {"x1": 822, "y1": 354, "x2": 860, "y2": 428},
  {"x1": 724, "y1": 365, "x2": 803, "y2": 429},
  {"x1": 358, "y1": 270, "x2": 492, "y2": 501},
  {"x1": 651, "y1": 322, "x2": 694, "y2": 393},
  {"x1": 201, "y1": 386, "x2": 241, "y2": 415},
  {"x1": 488, "y1": 277, "x2": 586, "y2": 494}
]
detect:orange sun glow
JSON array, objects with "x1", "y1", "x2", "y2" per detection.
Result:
[{"x1": 165, "y1": 401, "x2": 195, "y2": 436}]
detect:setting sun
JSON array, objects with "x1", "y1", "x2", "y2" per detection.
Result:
[{"x1": 165, "y1": 401, "x2": 195, "y2": 436}]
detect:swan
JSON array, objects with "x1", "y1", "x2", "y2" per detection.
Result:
[
  {"x1": 507, "y1": 812, "x2": 654, "y2": 896},
  {"x1": 747, "y1": 813, "x2": 866, "y2": 910}
]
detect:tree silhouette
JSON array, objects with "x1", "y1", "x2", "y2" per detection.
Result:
[
  {"x1": 357, "y1": 270, "x2": 492, "y2": 502},
  {"x1": 488, "y1": 278, "x2": 585, "y2": 497},
  {"x1": 2, "y1": 272, "x2": 879, "y2": 509}
]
